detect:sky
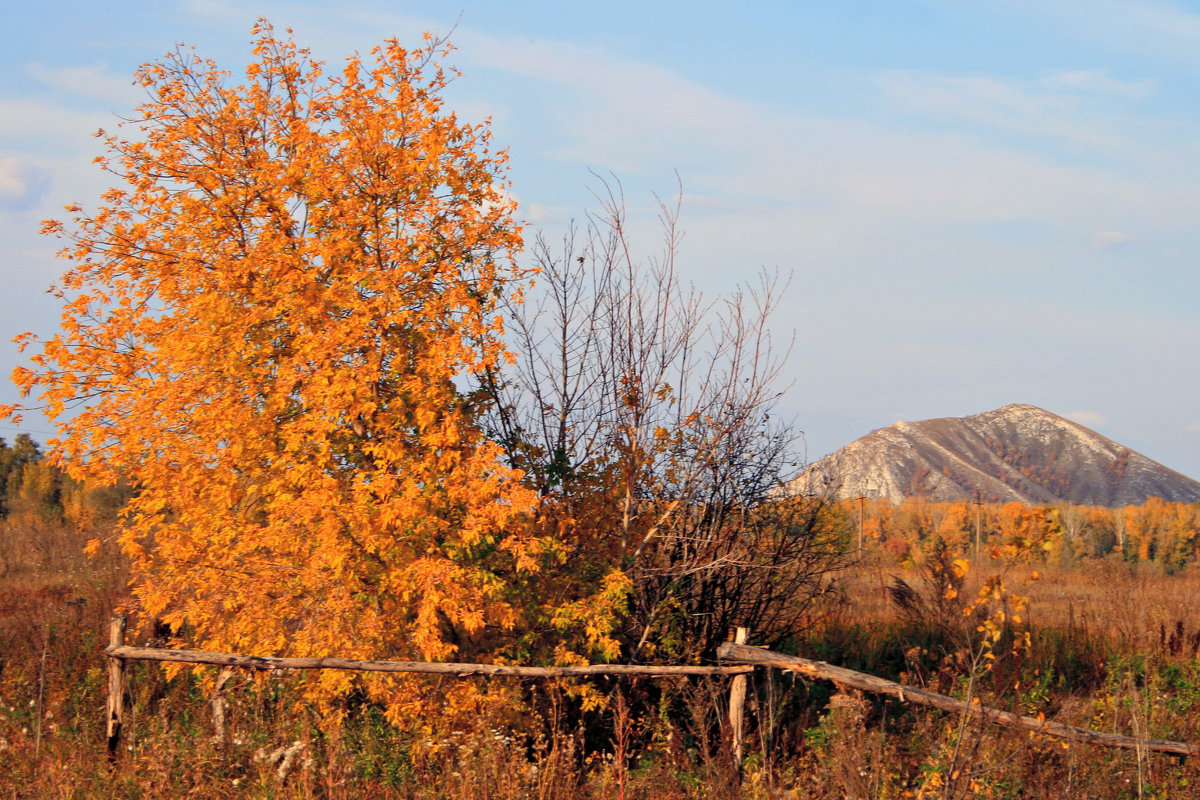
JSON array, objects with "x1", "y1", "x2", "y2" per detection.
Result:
[{"x1": 2, "y1": 0, "x2": 1200, "y2": 479}]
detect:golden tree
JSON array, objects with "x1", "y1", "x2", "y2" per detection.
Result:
[{"x1": 7, "y1": 23, "x2": 541, "y2": 714}]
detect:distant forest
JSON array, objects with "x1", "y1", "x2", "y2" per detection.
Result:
[
  {"x1": 2, "y1": 433, "x2": 1197, "y2": 574},
  {"x1": 0, "y1": 434, "x2": 130, "y2": 527},
  {"x1": 845, "y1": 495, "x2": 1200, "y2": 573}
]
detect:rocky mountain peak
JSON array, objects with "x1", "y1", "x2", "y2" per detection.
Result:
[{"x1": 794, "y1": 405, "x2": 1200, "y2": 506}]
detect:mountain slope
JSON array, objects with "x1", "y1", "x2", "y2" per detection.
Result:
[{"x1": 796, "y1": 404, "x2": 1200, "y2": 506}]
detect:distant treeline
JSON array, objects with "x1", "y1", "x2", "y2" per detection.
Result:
[
  {"x1": 5, "y1": 433, "x2": 1198, "y2": 573},
  {"x1": 0, "y1": 434, "x2": 130, "y2": 528},
  {"x1": 843, "y1": 496, "x2": 1200, "y2": 572}
]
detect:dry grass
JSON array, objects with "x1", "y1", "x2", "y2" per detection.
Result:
[
  {"x1": 838, "y1": 553, "x2": 1200, "y2": 656},
  {"x1": 790, "y1": 553, "x2": 1200, "y2": 798},
  {"x1": 7, "y1": 523, "x2": 1200, "y2": 798}
]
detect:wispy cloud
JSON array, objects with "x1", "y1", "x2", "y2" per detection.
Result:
[
  {"x1": 881, "y1": 71, "x2": 1074, "y2": 121},
  {"x1": 1091, "y1": 230, "x2": 1140, "y2": 250},
  {"x1": 0, "y1": 159, "x2": 28, "y2": 197},
  {"x1": 1042, "y1": 69, "x2": 1154, "y2": 98},
  {"x1": 1102, "y1": 0, "x2": 1200, "y2": 56},
  {"x1": 0, "y1": 98, "x2": 114, "y2": 148},
  {"x1": 453, "y1": 32, "x2": 1159, "y2": 224},
  {"x1": 1013, "y1": 0, "x2": 1200, "y2": 67},
  {"x1": 1066, "y1": 410, "x2": 1108, "y2": 428},
  {"x1": 460, "y1": 31, "x2": 755, "y2": 174},
  {"x1": 0, "y1": 158, "x2": 49, "y2": 213},
  {"x1": 25, "y1": 62, "x2": 142, "y2": 106},
  {"x1": 874, "y1": 69, "x2": 1145, "y2": 154}
]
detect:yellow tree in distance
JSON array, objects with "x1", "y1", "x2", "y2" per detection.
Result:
[{"x1": 6, "y1": 22, "x2": 544, "y2": 716}]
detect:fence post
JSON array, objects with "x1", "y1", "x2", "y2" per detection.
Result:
[
  {"x1": 106, "y1": 614, "x2": 126, "y2": 761},
  {"x1": 211, "y1": 666, "x2": 234, "y2": 743},
  {"x1": 729, "y1": 626, "x2": 749, "y2": 769}
]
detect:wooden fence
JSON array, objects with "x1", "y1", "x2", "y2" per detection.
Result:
[{"x1": 103, "y1": 615, "x2": 1200, "y2": 764}]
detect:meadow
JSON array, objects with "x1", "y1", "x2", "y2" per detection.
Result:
[{"x1": 5, "y1": 505, "x2": 1200, "y2": 800}]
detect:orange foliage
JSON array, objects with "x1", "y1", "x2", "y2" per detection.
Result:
[
  {"x1": 6, "y1": 23, "x2": 543, "y2": 720},
  {"x1": 1122, "y1": 496, "x2": 1200, "y2": 571},
  {"x1": 933, "y1": 502, "x2": 973, "y2": 550},
  {"x1": 845, "y1": 496, "x2": 1200, "y2": 569}
]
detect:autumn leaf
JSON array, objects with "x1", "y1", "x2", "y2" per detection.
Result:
[{"x1": 10, "y1": 20, "x2": 538, "y2": 724}]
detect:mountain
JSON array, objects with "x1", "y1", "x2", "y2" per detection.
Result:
[{"x1": 795, "y1": 404, "x2": 1200, "y2": 506}]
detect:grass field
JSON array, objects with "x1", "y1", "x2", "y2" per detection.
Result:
[{"x1": 5, "y1": 518, "x2": 1200, "y2": 798}]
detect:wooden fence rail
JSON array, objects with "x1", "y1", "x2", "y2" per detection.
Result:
[
  {"x1": 104, "y1": 616, "x2": 1200, "y2": 762},
  {"x1": 102, "y1": 616, "x2": 752, "y2": 758},
  {"x1": 717, "y1": 642, "x2": 1200, "y2": 757},
  {"x1": 104, "y1": 643, "x2": 754, "y2": 677}
]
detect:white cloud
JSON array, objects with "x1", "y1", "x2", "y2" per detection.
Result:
[
  {"x1": 1066, "y1": 410, "x2": 1108, "y2": 428},
  {"x1": 454, "y1": 33, "x2": 1159, "y2": 234},
  {"x1": 882, "y1": 71, "x2": 1071, "y2": 120},
  {"x1": 0, "y1": 157, "x2": 49, "y2": 213},
  {"x1": 1188, "y1": 422, "x2": 1200, "y2": 434},
  {"x1": 1101, "y1": 0, "x2": 1200, "y2": 57},
  {"x1": 874, "y1": 70, "x2": 1142, "y2": 155},
  {"x1": 25, "y1": 62, "x2": 141, "y2": 106},
  {"x1": 1042, "y1": 69, "x2": 1154, "y2": 98},
  {"x1": 0, "y1": 98, "x2": 115, "y2": 148},
  {"x1": 442, "y1": 33, "x2": 1174, "y2": 232},
  {"x1": 0, "y1": 158, "x2": 27, "y2": 196},
  {"x1": 1008, "y1": 0, "x2": 1200, "y2": 67},
  {"x1": 520, "y1": 201, "x2": 557, "y2": 224},
  {"x1": 479, "y1": 41, "x2": 748, "y2": 174},
  {"x1": 1091, "y1": 230, "x2": 1140, "y2": 250}
]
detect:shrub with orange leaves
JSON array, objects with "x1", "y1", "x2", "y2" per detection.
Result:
[{"x1": 6, "y1": 22, "x2": 541, "y2": 722}]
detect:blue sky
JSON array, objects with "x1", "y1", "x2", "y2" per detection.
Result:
[{"x1": 3, "y1": 0, "x2": 1200, "y2": 479}]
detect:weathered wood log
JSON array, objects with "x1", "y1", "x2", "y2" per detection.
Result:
[
  {"x1": 211, "y1": 666, "x2": 234, "y2": 743},
  {"x1": 105, "y1": 615, "x2": 126, "y2": 761},
  {"x1": 105, "y1": 645, "x2": 754, "y2": 677},
  {"x1": 728, "y1": 627, "x2": 749, "y2": 767},
  {"x1": 717, "y1": 642, "x2": 1200, "y2": 757}
]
